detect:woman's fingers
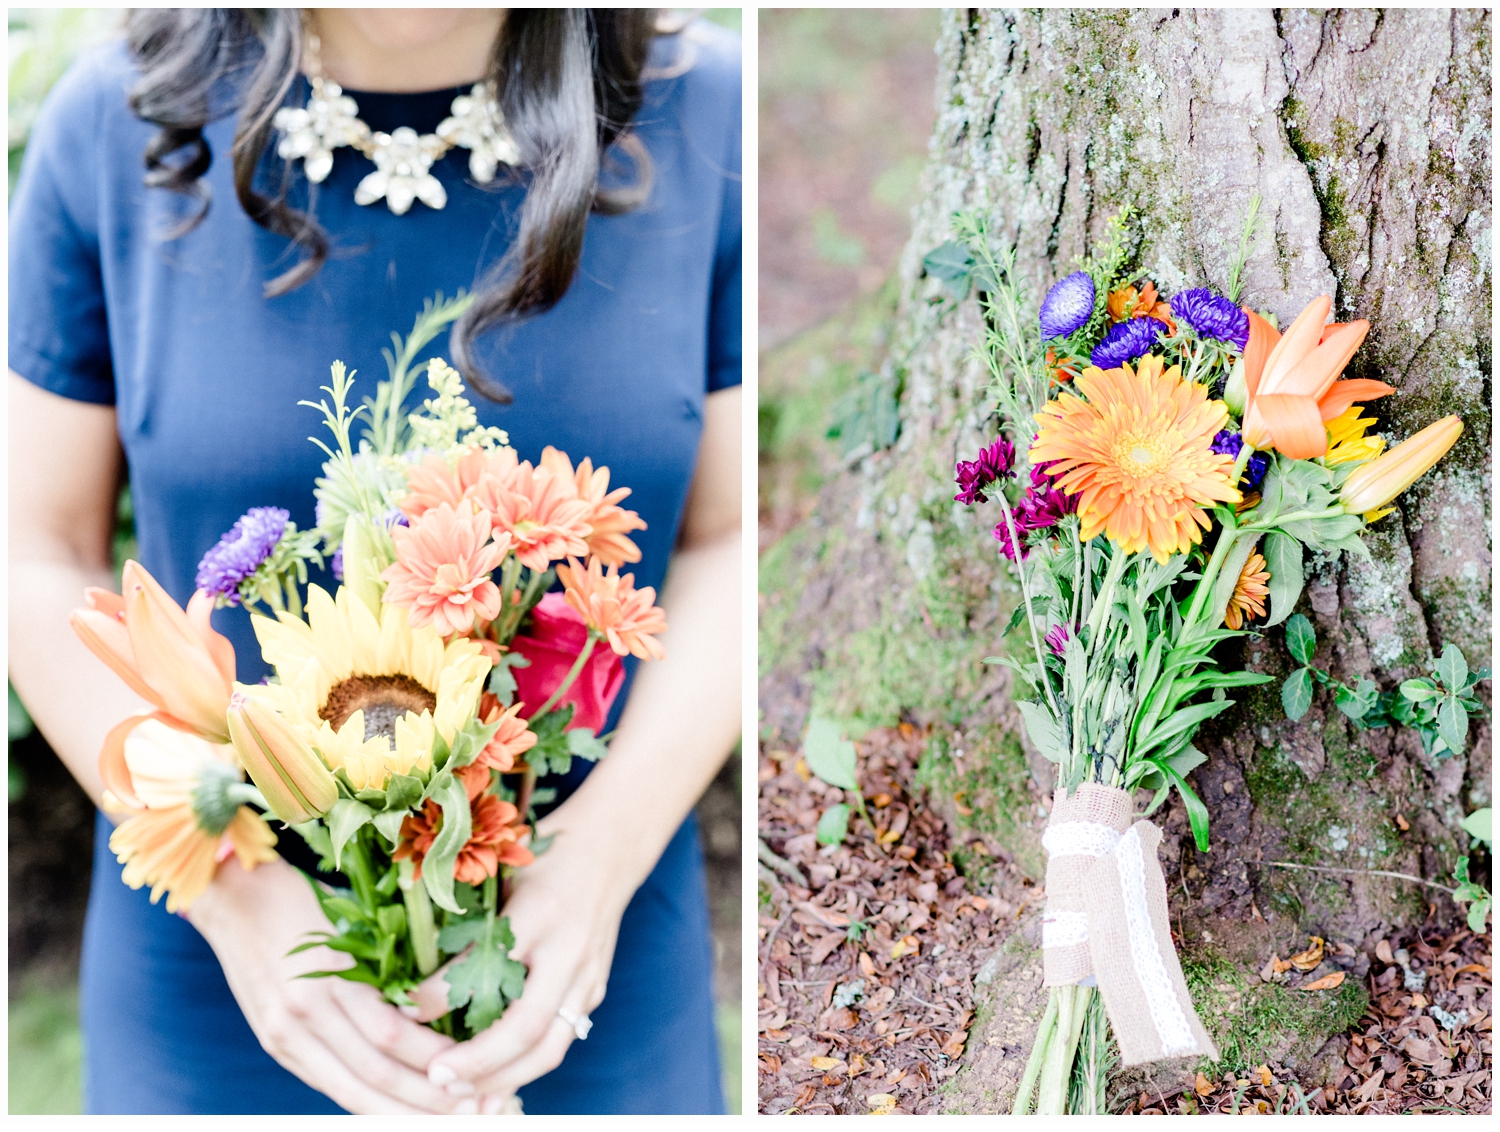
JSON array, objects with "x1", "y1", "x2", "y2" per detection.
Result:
[
  {"x1": 401, "y1": 955, "x2": 459, "y2": 1024},
  {"x1": 469, "y1": 1015, "x2": 577, "y2": 1099},
  {"x1": 329, "y1": 978, "x2": 456, "y2": 1071},
  {"x1": 258, "y1": 1014, "x2": 431, "y2": 1115}
]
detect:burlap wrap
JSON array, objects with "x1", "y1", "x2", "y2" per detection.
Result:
[{"x1": 1040, "y1": 784, "x2": 1218, "y2": 1066}]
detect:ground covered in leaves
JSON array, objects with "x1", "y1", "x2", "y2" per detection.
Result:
[{"x1": 757, "y1": 725, "x2": 1492, "y2": 1116}]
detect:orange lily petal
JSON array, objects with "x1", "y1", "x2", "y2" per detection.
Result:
[
  {"x1": 99, "y1": 713, "x2": 152, "y2": 809},
  {"x1": 70, "y1": 607, "x2": 167, "y2": 712},
  {"x1": 122, "y1": 562, "x2": 234, "y2": 741},
  {"x1": 186, "y1": 588, "x2": 237, "y2": 688},
  {"x1": 1254, "y1": 393, "x2": 1329, "y2": 459},
  {"x1": 1241, "y1": 309, "x2": 1279, "y2": 404},
  {"x1": 1259, "y1": 295, "x2": 1331, "y2": 395},
  {"x1": 1318, "y1": 378, "x2": 1395, "y2": 421},
  {"x1": 1278, "y1": 321, "x2": 1370, "y2": 401}
]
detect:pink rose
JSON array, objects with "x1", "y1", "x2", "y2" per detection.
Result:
[{"x1": 509, "y1": 593, "x2": 625, "y2": 734}]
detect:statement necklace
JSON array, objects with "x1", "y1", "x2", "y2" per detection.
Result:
[{"x1": 271, "y1": 33, "x2": 519, "y2": 215}]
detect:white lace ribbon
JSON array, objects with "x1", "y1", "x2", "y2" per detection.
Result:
[
  {"x1": 1041, "y1": 820, "x2": 1123, "y2": 858},
  {"x1": 1114, "y1": 824, "x2": 1196, "y2": 1056}
]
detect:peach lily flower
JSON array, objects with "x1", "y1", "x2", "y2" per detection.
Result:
[
  {"x1": 1339, "y1": 415, "x2": 1464, "y2": 519},
  {"x1": 1239, "y1": 295, "x2": 1393, "y2": 460}
]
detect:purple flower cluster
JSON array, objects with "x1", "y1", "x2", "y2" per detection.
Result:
[
  {"x1": 1171, "y1": 288, "x2": 1249, "y2": 349},
  {"x1": 993, "y1": 464, "x2": 1078, "y2": 560},
  {"x1": 1210, "y1": 430, "x2": 1269, "y2": 492},
  {"x1": 195, "y1": 506, "x2": 289, "y2": 604},
  {"x1": 1039, "y1": 272, "x2": 1096, "y2": 340},
  {"x1": 1091, "y1": 317, "x2": 1166, "y2": 369},
  {"x1": 330, "y1": 545, "x2": 345, "y2": 581},
  {"x1": 954, "y1": 437, "x2": 1016, "y2": 505},
  {"x1": 1044, "y1": 623, "x2": 1071, "y2": 656}
]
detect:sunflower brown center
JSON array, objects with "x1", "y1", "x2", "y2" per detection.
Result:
[{"x1": 320, "y1": 675, "x2": 436, "y2": 742}]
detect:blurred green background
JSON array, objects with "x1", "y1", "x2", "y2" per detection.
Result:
[{"x1": 8, "y1": 7, "x2": 742, "y2": 1115}]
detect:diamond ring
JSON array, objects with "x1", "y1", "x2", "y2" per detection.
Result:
[{"x1": 558, "y1": 1007, "x2": 593, "y2": 1041}]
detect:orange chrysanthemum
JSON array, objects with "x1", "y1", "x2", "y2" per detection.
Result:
[
  {"x1": 467, "y1": 462, "x2": 592, "y2": 572},
  {"x1": 381, "y1": 502, "x2": 511, "y2": 636},
  {"x1": 1031, "y1": 355, "x2": 1241, "y2": 563},
  {"x1": 556, "y1": 556, "x2": 668, "y2": 660},
  {"x1": 1224, "y1": 552, "x2": 1271, "y2": 630},
  {"x1": 540, "y1": 447, "x2": 647, "y2": 567},
  {"x1": 1107, "y1": 281, "x2": 1177, "y2": 335},
  {"x1": 395, "y1": 793, "x2": 533, "y2": 884},
  {"x1": 475, "y1": 694, "x2": 537, "y2": 773},
  {"x1": 105, "y1": 718, "x2": 278, "y2": 913}
]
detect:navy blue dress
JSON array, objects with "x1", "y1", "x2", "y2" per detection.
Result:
[{"x1": 9, "y1": 22, "x2": 740, "y2": 1116}]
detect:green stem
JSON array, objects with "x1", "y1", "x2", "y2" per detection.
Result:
[
  {"x1": 341, "y1": 827, "x2": 378, "y2": 914},
  {"x1": 1182, "y1": 440, "x2": 1254, "y2": 633},
  {"x1": 1012, "y1": 989, "x2": 1059, "y2": 1115},
  {"x1": 399, "y1": 859, "x2": 440, "y2": 976},
  {"x1": 531, "y1": 633, "x2": 600, "y2": 721},
  {"x1": 1243, "y1": 503, "x2": 1346, "y2": 530},
  {"x1": 1036, "y1": 985, "x2": 1083, "y2": 1113},
  {"x1": 516, "y1": 767, "x2": 538, "y2": 821},
  {"x1": 283, "y1": 576, "x2": 303, "y2": 620},
  {"x1": 995, "y1": 490, "x2": 1063, "y2": 720},
  {"x1": 483, "y1": 874, "x2": 498, "y2": 913}
]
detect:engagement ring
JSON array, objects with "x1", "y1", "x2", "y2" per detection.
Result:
[{"x1": 557, "y1": 1007, "x2": 593, "y2": 1041}]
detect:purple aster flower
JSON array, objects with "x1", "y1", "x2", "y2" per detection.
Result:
[
  {"x1": 1091, "y1": 317, "x2": 1167, "y2": 369},
  {"x1": 1171, "y1": 288, "x2": 1249, "y2": 349},
  {"x1": 1210, "y1": 429, "x2": 1269, "y2": 492},
  {"x1": 196, "y1": 507, "x2": 290, "y2": 605},
  {"x1": 1039, "y1": 271, "x2": 1096, "y2": 340},
  {"x1": 993, "y1": 465, "x2": 1078, "y2": 559},
  {"x1": 384, "y1": 509, "x2": 410, "y2": 530},
  {"x1": 954, "y1": 437, "x2": 1016, "y2": 506},
  {"x1": 1045, "y1": 623, "x2": 1071, "y2": 656},
  {"x1": 331, "y1": 545, "x2": 344, "y2": 581}
]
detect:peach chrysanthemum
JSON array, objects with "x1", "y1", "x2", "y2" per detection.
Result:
[
  {"x1": 556, "y1": 556, "x2": 668, "y2": 660},
  {"x1": 395, "y1": 793, "x2": 533, "y2": 883},
  {"x1": 1031, "y1": 355, "x2": 1241, "y2": 564},
  {"x1": 475, "y1": 693, "x2": 537, "y2": 773},
  {"x1": 105, "y1": 718, "x2": 278, "y2": 913},
  {"x1": 468, "y1": 462, "x2": 592, "y2": 572},
  {"x1": 1224, "y1": 552, "x2": 1271, "y2": 630},
  {"x1": 540, "y1": 447, "x2": 647, "y2": 567},
  {"x1": 381, "y1": 502, "x2": 511, "y2": 636}
]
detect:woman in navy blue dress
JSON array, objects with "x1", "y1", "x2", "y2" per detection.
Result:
[{"x1": 8, "y1": 9, "x2": 741, "y2": 1115}]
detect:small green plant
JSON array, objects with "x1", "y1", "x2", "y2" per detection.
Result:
[
  {"x1": 803, "y1": 715, "x2": 870, "y2": 845},
  {"x1": 1280, "y1": 614, "x2": 1488, "y2": 760},
  {"x1": 826, "y1": 368, "x2": 902, "y2": 460},
  {"x1": 1453, "y1": 808, "x2": 1492, "y2": 934}
]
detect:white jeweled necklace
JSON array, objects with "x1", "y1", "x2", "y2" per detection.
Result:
[{"x1": 271, "y1": 33, "x2": 519, "y2": 215}]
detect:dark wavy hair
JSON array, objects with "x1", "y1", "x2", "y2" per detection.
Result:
[{"x1": 124, "y1": 8, "x2": 658, "y2": 402}]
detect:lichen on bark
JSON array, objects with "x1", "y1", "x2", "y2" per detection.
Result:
[{"x1": 759, "y1": 7, "x2": 1490, "y2": 1107}]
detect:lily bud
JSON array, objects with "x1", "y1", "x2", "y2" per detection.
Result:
[
  {"x1": 1223, "y1": 356, "x2": 1248, "y2": 415},
  {"x1": 1339, "y1": 415, "x2": 1463, "y2": 517},
  {"x1": 341, "y1": 514, "x2": 389, "y2": 620},
  {"x1": 227, "y1": 690, "x2": 338, "y2": 824}
]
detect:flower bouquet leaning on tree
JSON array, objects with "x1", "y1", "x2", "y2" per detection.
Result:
[
  {"x1": 927, "y1": 201, "x2": 1464, "y2": 1114},
  {"x1": 71, "y1": 294, "x2": 666, "y2": 1043}
]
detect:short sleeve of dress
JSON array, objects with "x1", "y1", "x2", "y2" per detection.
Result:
[
  {"x1": 8, "y1": 47, "x2": 117, "y2": 405},
  {"x1": 703, "y1": 32, "x2": 742, "y2": 395}
]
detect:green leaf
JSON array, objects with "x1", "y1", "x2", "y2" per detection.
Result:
[
  {"x1": 1136, "y1": 699, "x2": 1234, "y2": 760},
  {"x1": 1016, "y1": 700, "x2": 1065, "y2": 764},
  {"x1": 923, "y1": 241, "x2": 973, "y2": 297},
  {"x1": 376, "y1": 904, "x2": 407, "y2": 938},
  {"x1": 1148, "y1": 757, "x2": 1211, "y2": 852},
  {"x1": 1400, "y1": 678, "x2": 1439, "y2": 703},
  {"x1": 372, "y1": 809, "x2": 408, "y2": 849},
  {"x1": 803, "y1": 716, "x2": 858, "y2": 791},
  {"x1": 1460, "y1": 807, "x2": 1492, "y2": 847},
  {"x1": 1282, "y1": 667, "x2": 1314, "y2": 721},
  {"x1": 446, "y1": 713, "x2": 501, "y2": 773},
  {"x1": 486, "y1": 653, "x2": 531, "y2": 707},
  {"x1": 1000, "y1": 601, "x2": 1028, "y2": 639},
  {"x1": 383, "y1": 773, "x2": 424, "y2": 812},
  {"x1": 420, "y1": 774, "x2": 472, "y2": 914},
  {"x1": 1334, "y1": 678, "x2": 1378, "y2": 723},
  {"x1": 437, "y1": 915, "x2": 488, "y2": 954},
  {"x1": 291, "y1": 821, "x2": 337, "y2": 871},
  {"x1": 566, "y1": 728, "x2": 608, "y2": 763},
  {"x1": 444, "y1": 915, "x2": 527, "y2": 1032},
  {"x1": 1436, "y1": 643, "x2": 1469, "y2": 692},
  {"x1": 1436, "y1": 695, "x2": 1468, "y2": 758},
  {"x1": 816, "y1": 803, "x2": 851, "y2": 846},
  {"x1": 1466, "y1": 898, "x2": 1491, "y2": 934},
  {"x1": 1209, "y1": 531, "x2": 1260, "y2": 630},
  {"x1": 326, "y1": 798, "x2": 375, "y2": 872},
  {"x1": 1263, "y1": 532, "x2": 1303, "y2": 628},
  {"x1": 1284, "y1": 613, "x2": 1316, "y2": 666}
]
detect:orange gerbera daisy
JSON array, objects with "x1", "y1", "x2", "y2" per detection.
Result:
[
  {"x1": 395, "y1": 792, "x2": 533, "y2": 883},
  {"x1": 381, "y1": 502, "x2": 511, "y2": 636},
  {"x1": 556, "y1": 556, "x2": 669, "y2": 660},
  {"x1": 1107, "y1": 281, "x2": 1177, "y2": 335},
  {"x1": 105, "y1": 718, "x2": 278, "y2": 913},
  {"x1": 1031, "y1": 355, "x2": 1241, "y2": 563},
  {"x1": 1224, "y1": 552, "x2": 1271, "y2": 630},
  {"x1": 540, "y1": 447, "x2": 647, "y2": 566},
  {"x1": 467, "y1": 462, "x2": 592, "y2": 572}
]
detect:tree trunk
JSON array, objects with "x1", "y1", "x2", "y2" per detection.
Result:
[{"x1": 759, "y1": 7, "x2": 1490, "y2": 1106}]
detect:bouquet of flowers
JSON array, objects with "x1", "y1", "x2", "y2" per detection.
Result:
[
  {"x1": 71, "y1": 294, "x2": 666, "y2": 1040},
  {"x1": 935, "y1": 204, "x2": 1463, "y2": 1113}
]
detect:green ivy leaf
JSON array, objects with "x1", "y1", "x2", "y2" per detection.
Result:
[
  {"x1": 1284, "y1": 613, "x2": 1316, "y2": 666},
  {"x1": 444, "y1": 915, "x2": 527, "y2": 1033},
  {"x1": 1263, "y1": 532, "x2": 1303, "y2": 628},
  {"x1": 816, "y1": 803, "x2": 851, "y2": 846},
  {"x1": 1281, "y1": 667, "x2": 1314, "y2": 721},
  {"x1": 803, "y1": 716, "x2": 859, "y2": 791}
]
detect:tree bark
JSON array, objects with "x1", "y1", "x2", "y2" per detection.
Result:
[{"x1": 759, "y1": 7, "x2": 1490, "y2": 1104}]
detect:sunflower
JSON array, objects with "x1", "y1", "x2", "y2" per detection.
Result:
[
  {"x1": 1031, "y1": 355, "x2": 1241, "y2": 564},
  {"x1": 105, "y1": 718, "x2": 278, "y2": 913},
  {"x1": 250, "y1": 585, "x2": 489, "y2": 791},
  {"x1": 1323, "y1": 406, "x2": 1385, "y2": 467},
  {"x1": 1224, "y1": 552, "x2": 1271, "y2": 630}
]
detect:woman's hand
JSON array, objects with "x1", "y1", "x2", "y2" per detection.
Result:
[
  {"x1": 410, "y1": 791, "x2": 639, "y2": 1111},
  {"x1": 187, "y1": 855, "x2": 479, "y2": 1114}
]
